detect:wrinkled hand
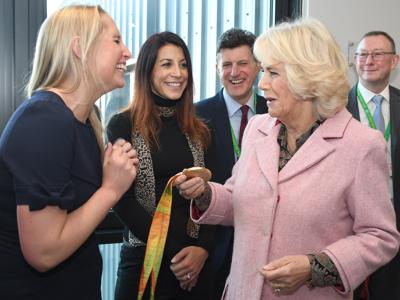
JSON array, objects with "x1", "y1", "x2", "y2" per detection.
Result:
[
  {"x1": 102, "y1": 140, "x2": 139, "y2": 203},
  {"x1": 173, "y1": 172, "x2": 205, "y2": 200},
  {"x1": 170, "y1": 246, "x2": 208, "y2": 291},
  {"x1": 260, "y1": 255, "x2": 311, "y2": 293}
]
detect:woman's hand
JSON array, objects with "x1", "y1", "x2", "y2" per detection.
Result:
[
  {"x1": 170, "y1": 246, "x2": 209, "y2": 291},
  {"x1": 173, "y1": 173, "x2": 205, "y2": 200},
  {"x1": 260, "y1": 255, "x2": 311, "y2": 293},
  {"x1": 112, "y1": 138, "x2": 138, "y2": 164},
  {"x1": 180, "y1": 276, "x2": 198, "y2": 292},
  {"x1": 102, "y1": 140, "x2": 139, "y2": 204}
]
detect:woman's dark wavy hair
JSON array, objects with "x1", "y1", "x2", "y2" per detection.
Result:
[{"x1": 123, "y1": 31, "x2": 210, "y2": 151}]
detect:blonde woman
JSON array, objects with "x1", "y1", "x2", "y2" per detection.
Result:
[
  {"x1": 0, "y1": 5, "x2": 138, "y2": 299},
  {"x1": 175, "y1": 19, "x2": 400, "y2": 299}
]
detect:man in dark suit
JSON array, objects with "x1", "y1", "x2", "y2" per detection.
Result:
[
  {"x1": 195, "y1": 28, "x2": 268, "y2": 299},
  {"x1": 347, "y1": 31, "x2": 400, "y2": 300}
]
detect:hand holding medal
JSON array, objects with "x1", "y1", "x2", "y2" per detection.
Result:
[{"x1": 174, "y1": 167, "x2": 211, "y2": 200}]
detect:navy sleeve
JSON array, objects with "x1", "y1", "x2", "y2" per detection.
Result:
[{"x1": 3, "y1": 96, "x2": 76, "y2": 211}]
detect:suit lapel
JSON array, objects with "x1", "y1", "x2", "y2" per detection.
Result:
[
  {"x1": 388, "y1": 86, "x2": 400, "y2": 230},
  {"x1": 347, "y1": 84, "x2": 360, "y2": 120},
  {"x1": 252, "y1": 119, "x2": 280, "y2": 191},
  {"x1": 211, "y1": 90, "x2": 236, "y2": 171},
  {"x1": 277, "y1": 127, "x2": 335, "y2": 183},
  {"x1": 255, "y1": 93, "x2": 269, "y2": 114},
  {"x1": 390, "y1": 86, "x2": 400, "y2": 156},
  {"x1": 278, "y1": 108, "x2": 352, "y2": 183}
]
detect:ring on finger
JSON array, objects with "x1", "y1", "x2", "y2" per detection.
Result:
[
  {"x1": 275, "y1": 283, "x2": 281, "y2": 293},
  {"x1": 186, "y1": 273, "x2": 191, "y2": 279},
  {"x1": 179, "y1": 189, "x2": 183, "y2": 195}
]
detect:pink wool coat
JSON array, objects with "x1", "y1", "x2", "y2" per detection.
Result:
[{"x1": 192, "y1": 108, "x2": 400, "y2": 299}]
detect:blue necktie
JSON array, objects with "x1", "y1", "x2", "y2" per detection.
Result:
[{"x1": 372, "y1": 95, "x2": 385, "y2": 136}]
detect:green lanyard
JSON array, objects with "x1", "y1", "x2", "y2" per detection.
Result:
[
  {"x1": 230, "y1": 93, "x2": 257, "y2": 159},
  {"x1": 356, "y1": 84, "x2": 390, "y2": 142}
]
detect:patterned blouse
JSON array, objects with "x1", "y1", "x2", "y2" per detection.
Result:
[{"x1": 277, "y1": 121, "x2": 343, "y2": 289}]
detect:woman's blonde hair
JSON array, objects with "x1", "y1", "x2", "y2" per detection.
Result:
[
  {"x1": 254, "y1": 19, "x2": 350, "y2": 120},
  {"x1": 26, "y1": 4, "x2": 107, "y2": 157}
]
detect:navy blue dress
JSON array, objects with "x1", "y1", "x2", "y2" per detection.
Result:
[{"x1": 0, "y1": 91, "x2": 103, "y2": 299}]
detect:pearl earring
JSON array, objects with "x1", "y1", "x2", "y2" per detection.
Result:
[{"x1": 303, "y1": 96, "x2": 306, "y2": 100}]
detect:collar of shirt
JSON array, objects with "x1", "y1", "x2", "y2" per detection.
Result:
[
  {"x1": 223, "y1": 88, "x2": 255, "y2": 161},
  {"x1": 358, "y1": 82, "x2": 390, "y2": 104},
  {"x1": 223, "y1": 88, "x2": 255, "y2": 119},
  {"x1": 357, "y1": 81, "x2": 390, "y2": 129}
]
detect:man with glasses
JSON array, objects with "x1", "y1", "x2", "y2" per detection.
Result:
[
  {"x1": 347, "y1": 31, "x2": 400, "y2": 300},
  {"x1": 195, "y1": 28, "x2": 267, "y2": 299}
]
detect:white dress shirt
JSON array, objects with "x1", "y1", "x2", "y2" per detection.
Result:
[
  {"x1": 357, "y1": 82, "x2": 393, "y2": 202},
  {"x1": 223, "y1": 88, "x2": 255, "y2": 161}
]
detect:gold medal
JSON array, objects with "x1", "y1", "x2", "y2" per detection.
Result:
[{"x1": 181, "y1": 167, "x2": 212, "y2": 182}]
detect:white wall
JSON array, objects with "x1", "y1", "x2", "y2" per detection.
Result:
[{"x1": 304, "y1": 0, "x2": 400, "y2": 89}]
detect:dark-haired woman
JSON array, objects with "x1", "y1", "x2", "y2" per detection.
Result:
[{"x1": 107, "y1": 31, "x2": 216, "y2": 300}]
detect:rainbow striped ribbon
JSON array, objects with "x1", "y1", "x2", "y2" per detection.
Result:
[{"x1": 138, "y1": 174, "x2": 180, "y2": 300}]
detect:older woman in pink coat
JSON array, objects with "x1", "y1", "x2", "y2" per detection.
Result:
[{"x1": 174, "y1": 19, "x2": 400, "y2": 299}]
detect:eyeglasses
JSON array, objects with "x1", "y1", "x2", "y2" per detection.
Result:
[{"x1": 355, "y1": 52, "x2": 395, "y2": 61}]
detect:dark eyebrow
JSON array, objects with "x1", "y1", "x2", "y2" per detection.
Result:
[{"x1": 159, "y1": 58, "x2": 187, "y2": 63}]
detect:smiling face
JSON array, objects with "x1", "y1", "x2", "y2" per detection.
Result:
[
  {"x1": 354, "y1": 35, "x2": 399, "y2": 93},
  {"x1": 95, "y1": 13, "x2": 132, "y2": 93},
  {"x1": 150, "y1": 44, "x2": 188, "y2": 100},
  {"x1": 216, "y1": 45, "x2": 260, "y2": 105},
  {"x1": 258, "y1": 62, "x2": 304, "y2": 124}
]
